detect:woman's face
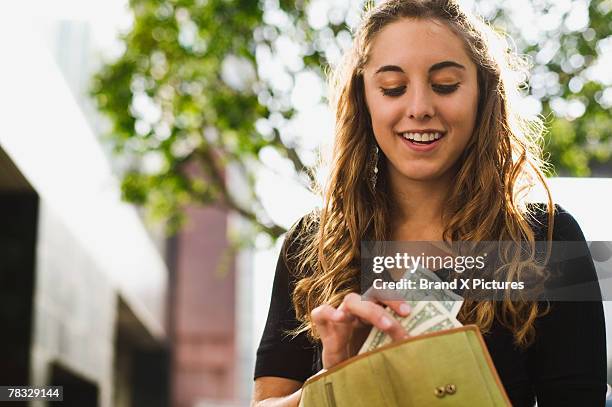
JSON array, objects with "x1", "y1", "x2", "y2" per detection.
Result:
[{"x1": 363, "y1": 18, "x2": 479, "y2": 183}]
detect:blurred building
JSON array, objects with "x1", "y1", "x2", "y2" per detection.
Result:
[
  {"x1": 0, "y1": 3, "x2": 254, "y2": 407},
  {"x1": 0, "y1": 9, "x2": 170, "y2": 407}
]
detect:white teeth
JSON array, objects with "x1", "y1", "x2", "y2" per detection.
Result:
[{"x1": 401, "y1": 132, "x2": 443, "y2": 141}]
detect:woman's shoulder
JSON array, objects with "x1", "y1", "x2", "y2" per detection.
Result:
[
  {"x1": 281, "y1": 211, "x2": 320, "y2": 276},
  {"x1": 526, "y1": 202, "x2": 587, "y2": 242},
  {"x1": 284, "y1": 211, "x2": 320, "y2": 249}
]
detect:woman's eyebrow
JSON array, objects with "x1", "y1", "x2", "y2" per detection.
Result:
[
  {"x1": 375, "y1": 65, "x2": 404, "y2": 74},
  {"x1": 429, "y1": 60, "x2": 465, "y2": 73},
  {"x1": 374, "y1": 60, "x2": 466, "y2": 75}
]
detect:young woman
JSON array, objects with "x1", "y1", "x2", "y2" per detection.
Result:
[{"x1": 252, "y1": 1, "x2": 606, "y2": 406}]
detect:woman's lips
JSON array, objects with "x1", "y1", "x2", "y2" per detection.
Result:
[{"x1": 397, "y1": 132, "x2": 446, "y2": 152}]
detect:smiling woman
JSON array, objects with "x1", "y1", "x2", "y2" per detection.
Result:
[{"x1": 252, "y1": 1, "x2": 606, "y2": 406}]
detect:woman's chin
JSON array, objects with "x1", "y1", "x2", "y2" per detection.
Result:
[{"x1": 393, "y1": 166, "x2": 447, "y2": 182}]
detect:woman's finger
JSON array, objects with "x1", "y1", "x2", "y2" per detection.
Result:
[
  {"x1": 379, "y1": 300, "x2": 412, "y2": 317},
  {"x1": 364, "y1": 289, "x2": 412, "y2": 317},
  {"x1": 311, "y1": 304, "x2": 336, "y2": 336},
  {"x1": 342, "y1": 293, "x2": 408, "y2": 341}
]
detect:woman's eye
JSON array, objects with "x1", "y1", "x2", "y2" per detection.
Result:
[
  {"x1": 380, "y1": 83, "x2": 460, "y2": 97},
  {"x1": 380, "y1": 86, "x2": 406, "y2": 97},
  {"x1": 433, "y1": 83, "x2": 460, "y2": 94}
]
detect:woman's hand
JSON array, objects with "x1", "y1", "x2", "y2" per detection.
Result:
[{"x1": 310, "y1": 292, "x2": 412, "y2": 369}]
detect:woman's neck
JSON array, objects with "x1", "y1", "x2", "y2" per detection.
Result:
[{"x1": 388, "y1": 168, "x2": 453, "y2": 241}]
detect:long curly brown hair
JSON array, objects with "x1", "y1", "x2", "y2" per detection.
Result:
[{"x1": 288, "y1": 0, "x2": 554, "y2": 348}]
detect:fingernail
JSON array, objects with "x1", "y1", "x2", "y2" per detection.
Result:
[
  {"x1": 380, "y1": 315, "x2": 392, "y2": 329},
  {"x1": 399, "y1": 303, "x2": 411, "y2": 315},
  {"x1": 334, "y1": 310, "x2": 345, "y2": 320}
]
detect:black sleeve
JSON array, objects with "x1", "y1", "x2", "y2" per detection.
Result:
[
  {"x1": 254, "y1": 235, "x2": 317, "y2": 382},
  {"x1": 528, "y1": 206, "x2": 607, "y2": 406}
]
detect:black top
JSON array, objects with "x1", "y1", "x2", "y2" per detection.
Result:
[{"x1": 254, "y1": 204, "x2": 607, "y2": 406}]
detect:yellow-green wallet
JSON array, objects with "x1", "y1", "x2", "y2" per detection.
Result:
[{"x1": 299, "y1": 325, "x2": 511, "y2": 407}]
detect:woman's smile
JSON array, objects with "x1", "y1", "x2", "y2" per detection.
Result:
[{"x1": 396, "y1": 130, "x2": 447, "y2": 152}]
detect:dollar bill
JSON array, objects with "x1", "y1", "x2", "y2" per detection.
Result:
[
  {"x1": 404, "y1": 301, "x2": 448, "y2": 332},
  {"x1": 411, "y1": 313, "x2": 462, "y2": 335},
  {"x1": 358, "y1": 266, "x2": 464, "y2": 354},
  {"x1": 358, "y1": 300, "x2": 463, "y2": 353}
]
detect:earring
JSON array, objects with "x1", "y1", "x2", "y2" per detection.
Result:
[{"x1": 370, "y1": 145, "x2": 379, "y2": 191}]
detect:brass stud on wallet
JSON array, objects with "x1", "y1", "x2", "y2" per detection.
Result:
[
  {"x1": 435, "y1": 384, "x2": 457, "y2": 398},
  {"x1": 445, "y1": 384, "x2": 457, "y2": 394}
]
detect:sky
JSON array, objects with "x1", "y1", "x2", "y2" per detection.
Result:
[{"x1": 29, "y1": 0, "x2": 132, "y2": 48}]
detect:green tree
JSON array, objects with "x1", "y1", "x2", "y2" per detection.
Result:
[
  {"x1": 488, "y1": 0, "x2": 612, "y2": 176},
  {"x1": 91, "y1": 0, "x2": 611, "y2": 239}
]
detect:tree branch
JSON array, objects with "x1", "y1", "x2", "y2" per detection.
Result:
[
  {"x1": 271, "y1": 128, "x2": 317, "y2": 186},
  {"x1": 193, "y1": 146, "x2": 287, "y2": 238}
]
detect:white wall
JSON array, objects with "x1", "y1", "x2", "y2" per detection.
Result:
[{"x1": 0, "y1": 1, "x2": 167, "y2": 343}]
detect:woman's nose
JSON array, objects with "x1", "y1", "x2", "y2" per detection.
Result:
[{"x1": 404, "y1": 84, "x2": 435, "y2": 120}]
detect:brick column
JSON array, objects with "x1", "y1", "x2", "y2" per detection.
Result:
[{"x1": 171, "y1": 206, "x2": 236, "y2": 406}]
